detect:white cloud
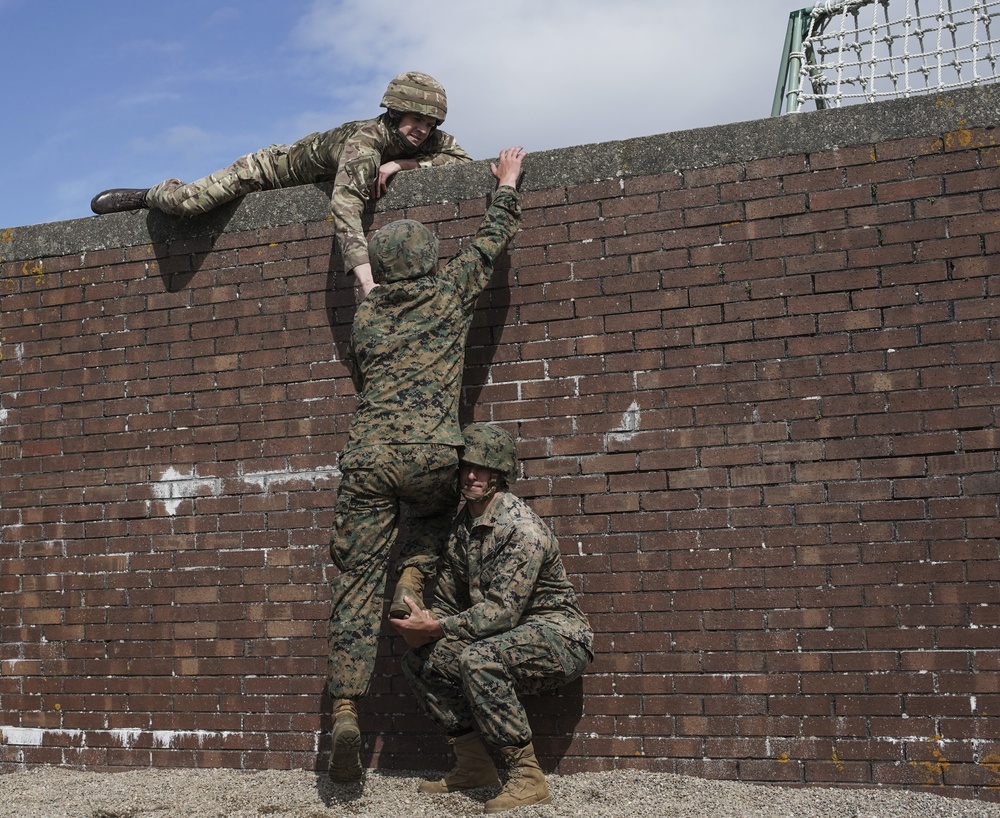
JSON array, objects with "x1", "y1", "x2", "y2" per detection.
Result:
[
  {"x1": 287, "y1": 0, "x2": 797, "y2": 157},
  {"x1": 1, "y1": 0, "x2": 803, "y2": 227}
]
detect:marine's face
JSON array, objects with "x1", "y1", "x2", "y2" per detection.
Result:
[
  {"x1": 459, "y1": 462, "x2": 497, "y2": 502},
  {"x1": 397, "y1": 112, "x2": 436, "y2": 147}
]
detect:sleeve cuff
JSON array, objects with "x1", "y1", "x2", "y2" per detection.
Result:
[{"x1": 342, "y1": 251, "x2": 369, "y2": 273}]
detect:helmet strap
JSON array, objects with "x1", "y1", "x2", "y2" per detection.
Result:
[
  {"x1": 461, "y1": 484, "x2": 497, "y2": 504},
  {"x1": 382, "y1": 111, "x2": 428, "y2": 157},
  {"x1": 460, "y1": 473, "x2": 505, "y2": 504}
]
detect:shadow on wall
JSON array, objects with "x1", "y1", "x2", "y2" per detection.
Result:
[
  {"x1": 145, "y1": 205, "x2": 239, "y2": 292},
  {"x1": 523, "y1": 678, "x2": 587, "y2": 773},
  {"x1": 312, "y1": 660, "x2": 587, "y2": 781},
  {"x1": 462, "y1": 252, "x2": 512, "y2": 426},
  {"x1": 324, "y1": 230, "x2": 360, "y2": 376}
]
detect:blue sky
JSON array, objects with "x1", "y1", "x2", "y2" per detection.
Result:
[{"x1": 1, "y1": 0, "x2": 799, "y2": 229}]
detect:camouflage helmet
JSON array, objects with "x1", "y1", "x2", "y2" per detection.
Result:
[
  {"x1": 380, "y1": 71, "x2": 448, "y2": 124},
  {"x1": 461, "y1": 423, "x2": 517, "y2": 484},
  {"x1": 368, "y1": 219, "x2": 439, "y2": 284}
]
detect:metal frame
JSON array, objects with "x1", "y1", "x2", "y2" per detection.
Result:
[{"x1": 772, "y1": 7, "x2": 818, "y2": 116}]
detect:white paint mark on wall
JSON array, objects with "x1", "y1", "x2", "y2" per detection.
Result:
[
  {"x1": 2, "y1": 727, "x2": 80, "y2": 746},
  {"x1": 152, "y1": 730, "x2": 205, "y2": 748},
  {"x1": 151, "y1": 467, "x2": 221, "y2": 516},
  {"x1": 607, "y1": 401, "x2": 641, "y2": 443},
  {"x1": 0, "y1": 727, "x2": 46, "y2": 746},
  {"x1": 241, "y1": 465, "x2": 340, "y2": 491},
  {"x1": 110, "y1": 728, "x2": 142, "y2": 749},
  {"x1": 151, "y1": 464, "x2": 340, "y2": 516},
  {"x1": 1, "y1": 725, "x2": 317, "y2": 752}
]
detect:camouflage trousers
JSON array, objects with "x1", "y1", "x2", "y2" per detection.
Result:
[
  {"x1": 401, "y1": 623, "x2": 591, "y2": 747},
  {"x1": 327, "y1": 443, "x2": 459, "y2": 699},
  {"x1": 145, "y1": 144, "x2": 294, "y2": 216}
]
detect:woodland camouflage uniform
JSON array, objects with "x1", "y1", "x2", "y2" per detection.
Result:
[
  {"x1": 402, "y1": 489, "x2": 593, "y2": 747},
  {"x1": 327, "y1": 185, "x2": 522, "y2": 701},
  {"x1": 145, "y1": 115, "x2": 470, "y2": 273}
]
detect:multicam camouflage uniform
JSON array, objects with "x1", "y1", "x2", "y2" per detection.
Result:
[
  {"x1": 401, "y1": 491, "x2": 593, "y2": 747},
  {"x1": 144, "y1": 115, "x2": 471, "y2": 272},
  {"x1": 327, "y1": 186, "x2": 523, "y2": 699}
]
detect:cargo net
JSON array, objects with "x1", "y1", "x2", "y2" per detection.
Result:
[{"x1": 789, "y1": 0, "x2": 1000, "y2": 111}]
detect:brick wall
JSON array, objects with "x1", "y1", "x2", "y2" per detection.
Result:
[{"x1": 2, "y1": 85, "x2": 999, "y2": 799}]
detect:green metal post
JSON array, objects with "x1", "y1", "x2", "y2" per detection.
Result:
[{"x1": 772, "y1": 7, "x2": 812, "y2": 116}]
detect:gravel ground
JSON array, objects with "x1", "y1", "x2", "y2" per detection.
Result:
[{"x1": 3, "y1": 767, "x2": 1000, "y2": 818}]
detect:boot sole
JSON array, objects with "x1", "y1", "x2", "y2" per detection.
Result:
[
  {"x1": 328, "y1": 730, "x2": 362, "y2": 781},
  {"x1": 388, "y1": 586, "x2": 418, "y2": 619}
]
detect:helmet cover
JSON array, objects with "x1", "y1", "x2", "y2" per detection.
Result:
[
  {"x1": 367, "y1": 219, "x2": 439, "y2": 284},
  {"x1": 380, "y1": 71, "x2": 448, "y2": 123},
  {"x1": 461, "y1": 423, "x2": 517, "y2": 484}
]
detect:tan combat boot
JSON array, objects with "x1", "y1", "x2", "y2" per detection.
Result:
[
  {"x1": 328, "y1": 698, "x2": 362, "y2": 781},
  {"x1": 418, "y1": 732, "x2": 501, "y2": 794},
  {"x1": 484, "y1": 742, "x2": 552, "y2": 813},
  {"x1": 389, "y1": 566, "x2": 425, "y2": 619}
]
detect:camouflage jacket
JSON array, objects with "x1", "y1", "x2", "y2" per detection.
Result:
[
  {"x1": 284, "y1": 114, "x2": 471, "y2": 272},
  {"x1": 340, "y1": 186, "x2": 521, "y2": 464},
  {"x1": 431, "y1": 492, "x2": 594, "y2": 651}
]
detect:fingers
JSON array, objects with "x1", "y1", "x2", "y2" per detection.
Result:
[{"x1": 491, "y1": 145, "x2": 526, "y2": 186}]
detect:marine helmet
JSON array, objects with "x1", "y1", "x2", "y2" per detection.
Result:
[
  {"x1": 461, "y1": 423, "x2": 518, "y2": 484},
  {"x1": 367, "y1": 219, "x2": 439, "y2": 284},
  {"x1": 380, "y1": 71, "x2": 448, "y2": 124}
]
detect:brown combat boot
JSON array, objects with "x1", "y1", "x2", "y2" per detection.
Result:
[
  {"x1": 328, "y1": 698, "x2": 362, "y2": 781},
  {"x1": 484, "y1": 742, "x2": 552, "y2": 813},
  {"x1": 418, "y1": 732, "x2": 501, "y2": 794},
  {"x1": 389, "y1": 565, "x2": 425, "y2": 619},
  {"x1": 90, "y1": 188, "x2": 150, "y2": 214}
]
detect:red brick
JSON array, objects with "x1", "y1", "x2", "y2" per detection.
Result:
[{"x1": 3, "y1": 125, "x2": 1000, "y2": 796}]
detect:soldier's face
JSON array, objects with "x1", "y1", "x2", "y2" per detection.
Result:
[
  {"x1": 397, "y1": 113, "x2": 436, "y2": 147},
  {"x1": 459, "y1": 462, "x2": 496, "y2": 501}
]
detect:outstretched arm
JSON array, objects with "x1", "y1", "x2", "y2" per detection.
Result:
[{"x1": 443, "y1": 146, "x2": 527, "y2": 307}]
